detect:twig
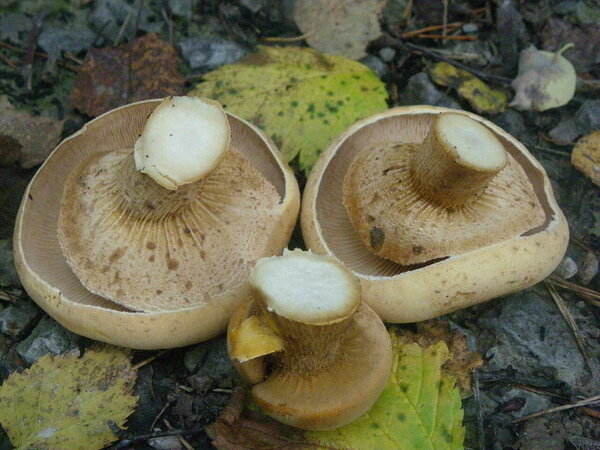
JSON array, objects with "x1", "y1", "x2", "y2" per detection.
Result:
[
  {"x1": 213, "y1": 388, "x2": 233, "y2": 394},
  {"x1": 530, "y1": 145, "x2": 571, "y2": 157},
  {"x1": 0, "y1": 41, "x2": 80, "y2": 72},
  {"x1": 131, "y1": 349, "x2": 169, "y2": 370},
  {"x1": 113, "y1": 9, "x2": 132, "y2": 46},
  {"x1": 374, "y1": 34, "x2": 512, "y2": 85},
  {"x1": 442, "y1": 0, "x2": 449, "y2": 44},
  {"x1": 514, "y1": 384, "x2": 600, "y2": 420},
  {"x1": 149, "y1": 400, "x2": 172, "y2": 431},
  {"x1": 161, "y1": 0, "x2": 174, "y2": 45},
  {"x1": 548, "y1": 275, "x2": 600, "y2": 300},
  {"x1": 126, "y1": 0, "x2": 145, "y2": 102},
  {"x1": 571, "y1": 236, "x2": 600, "y2": 256},
  {"x1": 401, "y1": 22, "x2": 464, "y2": 38},
  {"x1": 473, "y1": 370, "x2": 485, "y2": 450},
  {"x1": 262, "y1": 32, "x2": 313, "y2": 43},
  {"x1": 416, "y1": 34, "x2": 476, "y2": 41},
  {"x1": 545, "y1": 282, "x2": 591, "y2": 365},
  {"x1": 164, "y1": 418, "x2": 194, "y2": 450},
  {"x1": 23, "y1": 14, "x2": 43, "y2": 92},
  {"x1": 0, "y1": 52, "x2": 17, "y2": 68},
  {"x1": 0, "y1": 289, "x2": 18, "y2": 303},
  {"x1": 511, "y1": 393, "x2": 600, "y2": 424}
]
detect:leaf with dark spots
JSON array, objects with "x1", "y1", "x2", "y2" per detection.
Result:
[{"x1": 70, "y1": 33, "x2": 185, "y2": 117}]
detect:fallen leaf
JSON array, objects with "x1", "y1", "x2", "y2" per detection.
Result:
[
  {"x1": 429, "y1": 62, "x2": 508, "y2": 115},
  {"x1": 229, "y1": 315, "x2": 285, "y2": 362},
  {"x1": 190, "y1": 46, "x2": 388, "y2": 173},
  {"x1": 293, "y1": 0, "x2": 386, "y2": 60},
  {"x1": 510, "y1": 45, "x2": 577, "y2": 112},
  {"x1": 396, "y1": 319, "x2": 484, "y2": 396},
  {"x1": 0, "y1": 96, "x2": 63, "y2": 169},
  {"x1": 209, "y1": 328, "x2": 466, "y2": 449},
  {"x1": 0, "y1": 345, "x2": 137, "y2": 450},
  {"x1": 572, "y1": 131, "x2": 600, "y2": 187},
  {"x1": 70, "y1": 33, "x2": 185, "y2": 117}
]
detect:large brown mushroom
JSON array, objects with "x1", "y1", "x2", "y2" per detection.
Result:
[
  {"x1": 228, "y1": 250, "x2": 392, "y2": 430},
  {"x1": 14, "y1": 97, "x2": 300, "y2": 349},
  {"x1": 302, "y1": 106, "x2": 569, "y2": 322}
]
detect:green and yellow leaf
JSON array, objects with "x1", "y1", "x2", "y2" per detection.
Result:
[
  {"x1": 0, "y1": 346, "x2": 137, "y2": 450},
  {"x1": 190, "y1": 46, "x2": 388, "y2": 173}
]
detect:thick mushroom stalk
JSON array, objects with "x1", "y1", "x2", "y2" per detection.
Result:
[
  {"x1": 343, "y1": 112, "x2": 546, "y2": 265},
  {"x1": 228, "y1": 250, "x2": 392, "y2": 431},
  {"x1": 134, "y1": 96, "x2": 230, "y2": 190},
  {"x1": 412, "y1": 113, "x2": 507, "y2": 209}
]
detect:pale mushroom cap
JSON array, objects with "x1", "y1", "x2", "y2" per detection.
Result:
[
  {"x1": 436, "y1": 113, "x2": 507, "y2": 171},
  {"x1": 14, "y1": 99, "x2": 300, "y2": 348},
  {"x1": 250, "y1": 250, "x2": 360, "y2": 325},
  {"x1": 302, "y1": 106, "x2": 569, "y2": 322},
  {"x1": 133, "y1": 96, "x2": 230, "y2": 189}
]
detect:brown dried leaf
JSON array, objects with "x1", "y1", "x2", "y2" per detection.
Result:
[
  {"x1": 206, "y1": 388, "x2": 319, "y2": 450},
  {"x1": 397, "y1": 319, "x2": 484, "y2": 396},
  {"x1": 70, "y1": 33, "x2": 185, "y2": 117},
  {"x1": 0, "y1": 96, "x2": 63, "y2": 169},
  {"x1": 572, "y1": 131, "x2": 600, "y2": 187},
  {"x1": 294, "y1": 0, "x2": 385, "y2": 60}
]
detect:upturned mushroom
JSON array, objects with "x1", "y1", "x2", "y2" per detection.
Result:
[
  {"x1": 228, "y1": 250, "x2": 392, "y2": 430},
  {"x1": 14, "y1": 96, "x2": 300, "y2": 349},
  {"x1": 302, "y1": 106, "x2": 569, "y2": 322}
]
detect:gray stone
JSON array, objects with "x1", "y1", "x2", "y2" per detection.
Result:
[
  {"x1": 462, "y1": 23, "x2": 478, "y2": 33},
  {"x1": 166, "y1": 0, "x2": 192, "y2": 18},
  {"x1": 187, "y1": 373, "x2": 212, "y2": 393},
  {"x1": 180, "y1": 37, "x2": 248, "y2": 70},
  {"x1": 579, "y1": 251, "x2": 598, "y2": 285},
  {"x1": 553, "y1": 256, "x2": 578, "y2": 279},
  {"x1": 0, "y1": 239, "x2": 19, "y2": 287},
  {"x1": 16, "y1": 316, "x2": 80, "y2": 365},
  {"x1": 0, "y1": 298, "x2": 41, "y2": 338},
  {"x1": 378, "y1": 47, "x2": 396, "y2": 62},
  {"x1": 183, "y1": 337, "x2": 235, "y2": 387},
  {"x1": 239, "y1": 0, "x2": 266, "y2": 13},
  {"x1": 477, "y1": 290, "x2": 587, "y2": 387},
  {"x1": 574, "y1": 100, "x2": 600, "y2": 136},
  {"x1": 149, "y1": 436, "x2": 182, "y2": 450},
  {"x1": 400, "y1": 72, "x2": 461, "y2": 109},
  {"x1": 359, "y1": 55, "x2": 387, "y2": 78},
  {"x1": 549, "y1": 118, "x2": 580, "y2": 144},
  {"x1": 492, "y1": 109, "x2": 526, "y2": 141}
]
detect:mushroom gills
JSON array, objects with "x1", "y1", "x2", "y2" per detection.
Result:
[
  {"x1": 229, "y1": 250, "x2": 392, "y2": 430},
  {"x1": 343, "y1": 112, "x2": 546, "y2": 265}
]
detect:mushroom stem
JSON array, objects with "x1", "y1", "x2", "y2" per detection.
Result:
[
  {"x1": 134, "y1": 96, "x2": 231, "y2": 190},
  {"x1": 249, "y1": 250, "x2": 360, "y2": 375},
  {"x1": 411, "y1": 113, "x2": 508, "y2": 209}
]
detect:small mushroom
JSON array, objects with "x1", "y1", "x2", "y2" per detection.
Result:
[
  {"x1": 228, "y1": 250, "x2": 392, "y2": 430},
  {"x1": 302, "y1": 106, "x2": 569, "y2": 322},
  {"x1": 14, "y1": 97, "x2": 300, "y2": 348}
]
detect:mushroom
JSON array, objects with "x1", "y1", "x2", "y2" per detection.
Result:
[
  {"x1": 227, "y1": 250, "x2": 392, "y2": 430},
  {"x1": 302, "y1": 106, "x2": 569, "y2": 322},
  {"x1": 14, "y1": 97, "x2": 300, "y2": 349}
]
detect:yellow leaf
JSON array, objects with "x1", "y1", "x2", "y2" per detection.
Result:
[
  {"x1": 189, "y1": 46, "x2": 388, "y2": 173},
  {"x1": 0, "y1": 346, "x2": 137, "y2": 450},
  {"x1": 430, "y1": 62, "x2": 507, "y2": 115},
  {"x1": 230, "y1": 315, "x2": 285, "y2": 362}
]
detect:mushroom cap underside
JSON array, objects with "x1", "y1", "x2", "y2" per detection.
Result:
[
  {"x1": 228, "y1": 300, "x2": 392, "y2": 430},
  {"x1": 343, "y1": 140, "x2": 545, "y2": 264},
  {"x1": 301, "y1": 106, "x2": 569, "y2": 322},
  {"x1": 14, "y1": 99, "x2": 300, "y2": 348}
]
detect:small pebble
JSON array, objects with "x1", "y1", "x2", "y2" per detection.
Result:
[
  {"x1": 148, "y1": 436, "x2": 182, "y2": 450},
  {"x1": 379, "y1": 47, "x2": 396, "y2": 62},
  {"x1": 462, "y1": 23, "x2": 478, "y2": 33},
  {"x1": 580, "y1": 251, "x2": 598, "y2": 285},
  {"x1": 553, "y1": 256, "x2": 578, "y2": 279}
]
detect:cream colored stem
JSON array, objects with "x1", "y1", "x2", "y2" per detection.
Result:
[{"x1": 411, "y1": 115, "x2": 506, "y2": 209}]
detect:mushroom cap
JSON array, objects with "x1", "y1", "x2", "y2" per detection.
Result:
[
  {"x1": 228, "y1": 300, "x2": 392, "y2": 431},
  {"x1": 343, "y1": 113, "x2": 545, "y2": 265},
  {"x1": 14, "y1": 99, "x2": 300, "y2": 349},
  {"x1": 301, "y1": 106, "x2": 569, "y2": 322}
]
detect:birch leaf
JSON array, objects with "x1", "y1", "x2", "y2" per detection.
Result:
[
  {"x1": 0, "y1": 346, "x2": 137, "y2": 450},
  {"x1": 189, "y1": 46, "x2": 388, "y2": 173}
]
